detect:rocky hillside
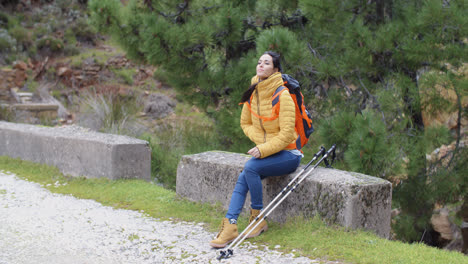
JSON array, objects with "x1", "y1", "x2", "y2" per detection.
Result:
[{"x1": 0, "y1": 0, "x2": 183, "y2": 135}]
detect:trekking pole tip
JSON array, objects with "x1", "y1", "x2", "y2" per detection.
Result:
[
  {"x1": 217, "y1": 249, "x2": 233, "y2": 261},
  {"x1": 217, "y1": 250, "x2": 226, "y2": 261}
]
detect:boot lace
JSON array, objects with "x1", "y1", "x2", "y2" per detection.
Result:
[
  {"x1": 216, "y1": 220, "x2": 226, "y2": 238},
  {"x1": 249, "y1": 210, "x2": 261, "y2": 223},
  {"x1": 249, "y1": 214, "x2": 255, "y2": 223}
]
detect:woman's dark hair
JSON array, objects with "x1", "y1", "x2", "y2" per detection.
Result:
[
  {"x1": 240, "y1": 51, "x2": 282, "y2": 103},
  {"x1": 265, "y1": 51, "x2": 283, "y2": 72}
]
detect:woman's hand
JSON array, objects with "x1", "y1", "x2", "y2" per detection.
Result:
[{"x1": 247, "y1": 147, "x2": 261, "y2": 158}]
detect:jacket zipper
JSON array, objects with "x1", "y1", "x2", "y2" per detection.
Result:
[{"x1": 255, "y1": 90, "x2": 267, "y2": 143}]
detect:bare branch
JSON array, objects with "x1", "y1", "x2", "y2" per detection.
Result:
[{"x1": 357, "y1": 74, "x2": 387, "y2": 126}]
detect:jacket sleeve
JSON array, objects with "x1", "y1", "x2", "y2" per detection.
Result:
[
  {"x1": 257, "y1": 90, "x2": 296, "y2": 158},
  {"x1": 240, "y1": 102, "x2": 255, "y2": 142}
]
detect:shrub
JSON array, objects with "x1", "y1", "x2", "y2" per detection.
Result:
[
  {"x1": 138, "y1": 102, "x2": 220, "y2": 188},
  {"x1": 141, "y1": 114, "x2": 219, "y2": 189},
  {"x1": 64, "y1": 28, "x2": 77, "y2": 45},
  {"x1": 63, "y1": 44, "x2": 80, "y2": 56},
  {"x1": 9, "y1": 25, "x2": 32, "y2": 51},
  {"x1": 77, "y1": 89, "x2": 141, "y2": 135},
  {"x1": 72, "y1": 18, "x2": 97, "y2": 44},
  {"x1": 0, "y1": 105, "x2": 14, "y2": 121},
  {"x1": 0, "y1": 28, "x2": 17, "y2": 53},
  {"x1": 33, "y1": 25, "x2": 49, "y2": 39},
  {"x1": 0, "y1": 0, "x2": 19, "y2": 7},
  {"x1": 0, "y1": 37, "x2": 10, "y2": 52},
  {"x1": 111, "y1": 68, "x2": 134, "y2": 85},
  {"x1": 0, "y1": 11, "x2": 9, "y2": 28},
  {"x1": 36, "y1": 36, "x2": 64, "y2": 53}
]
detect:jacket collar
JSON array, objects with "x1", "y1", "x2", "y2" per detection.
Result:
[{"x1": 251, "y1": 72, "x2": 283, "y2": 98}]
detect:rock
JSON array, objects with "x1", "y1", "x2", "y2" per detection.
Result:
[
  {"x1": 57, "y1": 67, "x2": 73, "y2": 77},
  {"x1": 431, "y1": 208, "x2": 453, "y2": 240},
  {"x1": 84, "y1": 65, "x2": 101, "y2": 73},
  {"x1": 107, "y1": 55, "x2": 132, "y2": 69},
  {"x1": 143, "y1": 93, "x2": 176, "y2": 119},
  {"x1": 419, "y1": 63, "x2": 468, "y2": 133},
  {"x1": 14, "y1": 69, "x2": 27, "y2": 88},
  {"x1": 457, "y1": 198, "x2": 468, "y2": 254},
  {"x1": 427, "y1": 139, "x2": 467, "y2": 169},
  {"x1": 13, "y1": 61, "x2": 28, "y2": 71},
  {"x1": 16, "y1": 92, "x2": 34, "y2": 103},
  {"x1": 0, "y1": 121, "x2": 151, "y2": 181},
  {"x1": 0, "y1": 68, "x2": 27, "y2": 100},
  {"x1": 8, "y1": 103, "x2": 59, "y2": 124},
  {"x1": 430, "y1": 206, "x2": 465, "y2": 253},
  {"x1": 177, "y1": 151, "x2": 393, "y2": 238}
]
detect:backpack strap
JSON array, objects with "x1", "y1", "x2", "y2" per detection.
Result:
[
  {"x1": 272, "y1": 86, "x2": 287, "y2": 107},
  {"x1": 275, "y1": 86, "x2": 302, "y2": 150},
  {"x1": 242, "y1": 86, "x2": 287, "y2": 122}
]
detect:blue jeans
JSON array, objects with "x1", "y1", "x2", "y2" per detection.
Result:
[{"x1": 225, "y1": 150, "x2": 301, "y2": 220}]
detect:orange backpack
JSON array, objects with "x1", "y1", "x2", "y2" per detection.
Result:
[{"x1": 245, "y1": 74, "x2": 314, "y2": 151}]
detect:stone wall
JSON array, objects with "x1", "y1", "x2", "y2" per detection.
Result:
[
  {"x1": 0, "y1": 121, "x2": 151, "y2": 181},
  {"x1": 8, "y1": 103, "x2": 59, "y2": 124},
  {"x1": 177, "y1": 151, "x2": 392, "y2": 238}
]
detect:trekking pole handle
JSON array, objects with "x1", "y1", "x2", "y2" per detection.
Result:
[
  {"x1": 304, "y1": 146, "x2": 326, "y2": 171},
  {"x1": 325, "y1": 144, "x2": 336, "y2": 158}
]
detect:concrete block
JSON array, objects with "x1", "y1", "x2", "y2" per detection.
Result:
[
  {"x1": 176, "y1": 151, "x2": 392, "y2": 238},
  {"x1": 0, "y1": 121, "x2": 151, "y2": 181}
]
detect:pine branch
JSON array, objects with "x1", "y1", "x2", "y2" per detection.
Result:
[
  {"x1": 156, "y1": 0, "x2": 190, "y2": 23},
  {"x1": 143, "y1": 0, "x2": 153, "y2": 11},
  {"x1": 307, "y1": 42, "x2": 323, "y2": 59},
  {"x1": 340, "y1": 76, "x2": 353, "y2": 96},
  {"x1": 155, "y1": 2, "x2": 220, "y2": 24},
  {"x1": 357, "y1": 74, "x2": 387, "y2": 126}
]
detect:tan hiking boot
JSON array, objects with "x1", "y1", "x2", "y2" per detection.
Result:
[
  {"x1": 244, "y1": 208, "x2": 268, "y2": 238},
  {"x1": 210, "y1": 218, "x2": 239, "y2": 248}
]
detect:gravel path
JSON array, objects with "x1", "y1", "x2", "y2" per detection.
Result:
[{"x1": 0, "y1": 171, "x2": 333, "y2": 264}]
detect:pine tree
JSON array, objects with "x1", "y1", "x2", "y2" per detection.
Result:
[{"x1": 89, "y1": 0, "x2": 468, "y2": 244}]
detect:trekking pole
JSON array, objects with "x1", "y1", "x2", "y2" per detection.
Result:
[
  {"x1": 217, "y1": 144, "x2": 336, "y2": 261},
  {"x1": 217, "y1": 146, "x2": 325, "y2": 259}
]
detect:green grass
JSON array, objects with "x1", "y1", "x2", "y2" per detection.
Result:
[
  {"x1": 67, "y1": 37, "x2": 125, "y2": 69},
  {"x1": 111, "y1": 68, "x2": 134, "y2": 85},
  {"x1": 0, "y1": 156, "x2": 466, "y2": 264},
  {"x1": 68, "y1": 48, "x2": 114, "y2": 68}
]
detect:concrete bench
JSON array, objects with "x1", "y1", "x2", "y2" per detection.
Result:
[
  {"x1": 0, "y1": 121, "x2": 150, "y2": 181},
  {"x1": 176, "y1": 151, "x2": 392, "y2": 238}
]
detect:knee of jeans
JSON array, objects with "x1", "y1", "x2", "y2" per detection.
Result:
[
  {"x1": 243, "y1": 166, "x2": 261, "y2": 182},
  {"x1": 244, "y1": 160, "x2": 260, "y2": 174},
  {"x1": 232, "y1": 174, "x2": 247, "y2": 192},
  {"x1": 288, "y1": 159, "x2": 301, "y2": 173}
]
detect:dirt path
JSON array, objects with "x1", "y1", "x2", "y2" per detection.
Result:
[{"x1": 0, "y1": 171, "x2": 335, "y2": 264}]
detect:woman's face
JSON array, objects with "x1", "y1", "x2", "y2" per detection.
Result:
[{"x1": 256, "y1": 54, "x2": 278, "y2": 80}]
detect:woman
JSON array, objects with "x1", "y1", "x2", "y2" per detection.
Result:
[{"x1": 210, "y1": 51, "x2": 302, "y2": 248}]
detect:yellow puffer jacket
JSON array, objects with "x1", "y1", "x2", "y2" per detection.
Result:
[{"x1": 240, "y1": 72, "x2": 297, "y2": 158}]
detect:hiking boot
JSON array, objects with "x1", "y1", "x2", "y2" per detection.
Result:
[
  {"x1": 209, "y1": 218, "x2": 238, "y2": 248},
  {"x1": 244, "y1": 208, "x2": 268, "y2": 238}
]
